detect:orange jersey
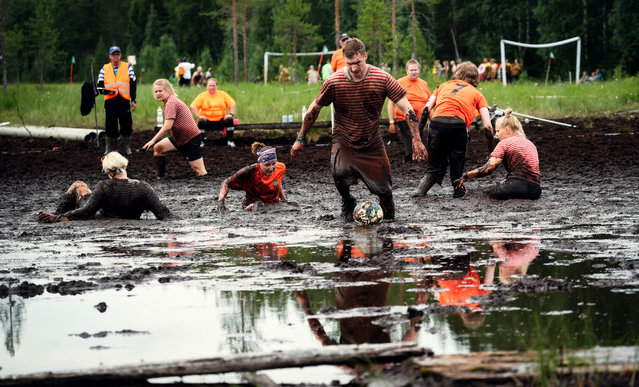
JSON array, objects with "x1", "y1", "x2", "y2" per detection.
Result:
[
  {"x1": 191, "y1": 90, "x2": 235, "y2": 122},
  {"x1": 395, "y1": 76, "x2": 430, "y2": 121},
  {"x1": 331, "y1": 48, "x2": 345, "y2": 72},
  {"x1": 436, "y1": 266, "x2": 492, "y2": 310},
  {"x1": 432, "y1": 80, "x2": 489, "y2": 128}
]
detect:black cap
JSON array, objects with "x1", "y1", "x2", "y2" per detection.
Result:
[{"x1": 340, "y1": 33, "x2": 350, "y2": 41}]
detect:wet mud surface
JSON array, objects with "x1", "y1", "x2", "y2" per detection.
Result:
[{"x1": 1, "y1": 114, "x2": 639, "y2": 383}]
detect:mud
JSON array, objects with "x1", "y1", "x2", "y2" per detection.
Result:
[
  {"x1": 1, "y1": 114, "x2": 639, "y2": 289},
  {"x1": 1, "y1": 114, "x2": 639, "y2": 383}
]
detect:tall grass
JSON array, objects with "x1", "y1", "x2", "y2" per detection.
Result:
[{"x1": 1, "y1": 77, "x2": 638, "y2": 131}]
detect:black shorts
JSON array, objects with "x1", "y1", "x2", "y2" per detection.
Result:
[{"x1": 169, "y1": 134, "x2": 203, "y2": 161}]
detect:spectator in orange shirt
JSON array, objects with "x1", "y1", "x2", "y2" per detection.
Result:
[
  {"x1": 216, "y1": 142, "x2": 294, "y2": 211},
  {"x1": 413, "y1": 61, "x2": 493, "y2": 198},
  {"x1": 190, "y1": 78, "x2": 237, "y2": 147},
  {"x1": 330, "y1": 33, "x2": 350, "y2": 73},
  {"x1": 387, "y1": 59, "x2": 431, "y2": 162}
]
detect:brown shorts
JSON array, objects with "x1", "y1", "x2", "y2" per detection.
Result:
[{"x1": 330, "y1": 142, "x2": 392, "y2": 195}]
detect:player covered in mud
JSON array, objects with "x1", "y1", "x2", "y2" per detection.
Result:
[
  {"x1": 38, "y1": 152, "x2": 172, "y2": 222},
  {"x1": 216, "y1": 142, "x2": 294, "y2": 211},
  {"x1": 142, "y1": 79, "x2": 207, "y2": 177},
  {"x1": 454, "y1": 109, "x2": 541, "y2": 200},
  {"x1": 290, "y1": 38, "x2": 427, "y2": 221},
  {"x1": 413, "y1": 61, "x2": 493, "y2": 199}
]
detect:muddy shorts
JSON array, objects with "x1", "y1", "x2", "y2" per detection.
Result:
[
  {"x1": 169, "y1": 134, "x2": 203, "y2": 161},
  {"x1": 330, "y1": 142, "x2": 392, "y2": 196},
  {"x1": 487, "y1": 178, "x2": 542, "y2": 200}
]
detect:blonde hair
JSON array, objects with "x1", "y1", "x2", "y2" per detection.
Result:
[
  {"x1": 153, "y1": 78, "x2": 177, "y2": 97},
  {"x1": 102, "y1": 151, "x2": 128, "y2": 173},
  {"x1": 406, "y1": 59, "x2": 421, "y2": 71},
  {"x1": 496, "y1": 108, "x2": 526, "y2": 138},
  {"x1": 251, "y1": 141, "x2": 270, "y2": 155},
  {"x1": 453, "y1": 61, "x2": 480, "y2": 87}
]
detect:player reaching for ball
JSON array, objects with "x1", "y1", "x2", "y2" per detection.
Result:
[
  {"x1": 453, "y1": 109, "x2": 541, "y2": 200},
  {"x1": 291, "y1": 38, "x2": 427, "y2": 222},
  {"x1": 217, "y1": 142, "x2": 296, "y2": 211}
]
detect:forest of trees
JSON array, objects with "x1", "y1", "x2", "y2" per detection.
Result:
[{"x1": 1, "y1": 0, "x2": 638, "y2": 88}]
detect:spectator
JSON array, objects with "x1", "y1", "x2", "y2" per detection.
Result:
[
  {"x1": 306, "y1": 65, "x2": 319, "y2": 85},
  {"x1": 489, "y1": 58, "x2": 498, "y2": 81},
  {"x1": 579, "y1": 70, "x2": 589, "y2": 84},
  {"x1": 190, "y1": 77, "x2": 237, "y2": 147},
  {"x1": 205, "y1": 67, "x2": 212, "y2": 80},
  {"x1": 178, "y1": 57, "x2": 195, "y2": 87},
  {"x1": 449, "y1": 60, "x2": 458, "y2": 77},
  {"x1": 432, "y1": 59, "x2": 443, "y2": 79},
  {"x1": 321, "y1": 61, "x2": 332, "y2": 81},
  {"x1": 511, "y1": 59, "x2": 522, "y2": 81},
  {"x1": 590, "y1": 69, "x2": 603, "y2": 82},
  {"x1": 96, "y1": 46, "x2": 136, "y2": 155},
  {"x1": 191, "y1": 66, "x2": 204, "y2": 87},
  {"x1": 387, "y1": 59, "x2": 431, "y2": 162},
  {"x1": 442, "y1": 60, "x2": 450, "y2": 80},
  {"x1": 278, "y1": 64, "x2": 290, "y2": 83},
  {"x1": 174, "y1": 58, "x2": 182, "y2": 85},
  {"x1": 478, "y1": 58, "x2": 488, "y2": 81},
  {"x1": 330, "y1": 33, "x2": 350, "y2": 73}
]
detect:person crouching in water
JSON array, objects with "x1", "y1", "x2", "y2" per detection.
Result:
[
  {"x1": 142, "y1": 79, "x2": 207, "y2": 177},
  {"x1": 38, "y1": 151, "x2": 172, "y2": 222},
  {"x1": 216, "y1": 142, "x2": 294, "y2": 211},
  {"x1": 454, "y1": 109, "x2": 541, "y2": 200}
]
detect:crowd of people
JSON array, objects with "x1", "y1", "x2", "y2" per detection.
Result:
[
  {"x1": 433, "y1": 58, "x2": 522, "y2": 83},
  {"x1": 579, "y1": 68, "x2": 604, "y2": 83}
]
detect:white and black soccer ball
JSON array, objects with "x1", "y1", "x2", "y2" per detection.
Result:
[{"x1": 353, "y1": 200, "x2": 384, "y2": 226}]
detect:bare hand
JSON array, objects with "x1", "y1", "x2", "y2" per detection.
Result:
[
  {"x1": 141, "y1": 141, "x2": 154, "y2": 151},
  {"x1": 453, "y1": 173, "x2": 468, "y2": 189},
  {"x1": 411, "y1": 140, "x2": 428, "y2": 163},
  {"x1": 130, "y1": 101, "x2": 137, "y2": 112},
  {"x1": 216, "y1": 199, "x2": 228, "y2": 212},
  {"x1": 38, "y1": 212, "x2": 58, "y2": 223},
  {"x1": 290, "y1": 141, "x2": 304, "y2": 160},
  {"x1": 389, "y1": 123, "x2": 397, "y2": 134}
]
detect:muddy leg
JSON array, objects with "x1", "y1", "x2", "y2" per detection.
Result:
[
  {"x1": 378, "y1": 192, "x2": 395, "y2": 220},
  {"x1": 412, "y1": 174, "x2": 437, "y2": 197},
  {"x1": 156, "y1": 156, "x2": 166, "y2": 178}
]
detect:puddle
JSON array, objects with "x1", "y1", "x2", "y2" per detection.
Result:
[{"x1": 2, "y1": 222, "x2": 639, "y2": 383}]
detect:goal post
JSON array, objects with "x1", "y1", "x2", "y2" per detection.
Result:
[
  {"x1": 263, "y1": 50, "x2": 335, "y2": 85},
  {"x1": 500, "y1": 36, "x2": 581, "y2": 85}
]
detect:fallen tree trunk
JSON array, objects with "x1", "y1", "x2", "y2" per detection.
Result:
[{"x1": 0, "y1": 342, "x2": 429, "y2": 385}]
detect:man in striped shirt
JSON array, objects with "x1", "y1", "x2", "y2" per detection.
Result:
[{"x1": 291, "y1": 38, "x2": 427, "y2": 222}]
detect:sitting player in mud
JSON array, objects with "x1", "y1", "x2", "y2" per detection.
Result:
[
  {"x1": 38, "y1": 151, "x2": 172, "y2": 222},
  {"x1": 454, "y1": 109, "x2": 541, "y2": 200},
  {"x1": 216, "y1": 142, "x2": 295, "y2": 211}
]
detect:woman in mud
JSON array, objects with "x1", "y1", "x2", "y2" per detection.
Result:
[
  {"x1": 454, "y1": 109, "x2": 541, "y2": 200},
  {"x1": 38, "y1": 151, "x2": 171, "y2": 222},
  {"x1": 141, "y1": 78, "x2": 206, "y2": 178},
  {"x1": 216, "y1": 142, "x2": 293, "y2": 211}
]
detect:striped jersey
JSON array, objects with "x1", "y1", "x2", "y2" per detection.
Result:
[
  {"x1": 491, "y1": 135, "x2": 540, "y2": 185},
  {"x1": 317, "y1": 66, "x2": 406, "y2": 150}
]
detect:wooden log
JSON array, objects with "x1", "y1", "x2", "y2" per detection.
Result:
[{"x1": 0, "y1": 342, "x2": 429, "y2": 385}]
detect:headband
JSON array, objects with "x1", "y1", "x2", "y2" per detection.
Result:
[{"x1": 257, "y1": 147, "x2": 277, "y2": 164}]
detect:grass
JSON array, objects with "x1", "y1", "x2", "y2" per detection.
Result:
[{"x1": 1, "y1": 76, "x2": 638, "y2": 132}]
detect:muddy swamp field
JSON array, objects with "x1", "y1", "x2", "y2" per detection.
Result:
[{"x1": 1, "y1": 114, "x2": 639, "y2": 385}]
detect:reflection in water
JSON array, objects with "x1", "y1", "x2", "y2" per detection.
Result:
[
  {"x1": 492, "y1": 238, "x2": 540, "y2": 284},
  {"x1": 433, "y1": 254, "x2": 494, "y2": 330},
  {"x1": 0, "y1": 295, "x2": 25, "y2": 357}
]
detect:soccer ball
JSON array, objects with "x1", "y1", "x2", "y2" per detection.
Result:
[{"x1": 353, "y1": 200, "x2": 384, "y2": 226}]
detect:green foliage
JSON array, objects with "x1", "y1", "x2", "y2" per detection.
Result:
[
  {"x1": 356, "y1": 0, "x2": 392, "y2": 66},
  {"x1": 1, "y1": 0, "x2": 638, "y2": 87}
]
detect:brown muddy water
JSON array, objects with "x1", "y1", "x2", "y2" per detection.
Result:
[{"x1": 1, "y1": 116, "x2": 638, "y2": 384}]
